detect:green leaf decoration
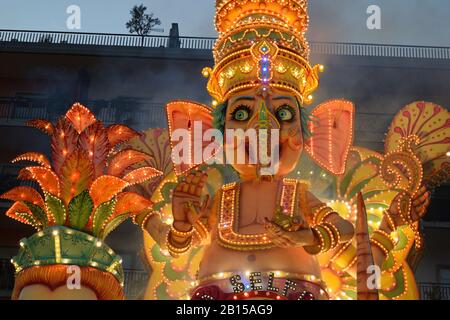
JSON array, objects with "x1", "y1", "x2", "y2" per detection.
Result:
[
  {"x1": 381, "y1": 268, "x2": 405, "y2": 299},
  {"x1": 362, "y1": 190, "x2": 386, "y2": 200},
  {"x1": 45, "y1": 192, "x2": 67, "y2": 225},
  {"x1": 382, "y1": 252, "x2": 395, "y2": 271},
  {"x1": 153, "y1": 201, "x2": 165, "y2": 212},
  {"x1": 16, "y1": 212, "x2": 40, "y2": 230},
  {"x1": 92, "y1": 198, "x2": 116, "y2": 237},
  {"x1": 347, "y1": 176, "x2": 377, "y2": 200},
  {"x1": 339, "y1": 157, "x2": 381, "y2": 197},
  {"x1": 99, "y1": 213, "x2": 129, "y2": 240},
  {"x1": 23, "y1": 201, "x2": 48, "y2": 228},
  {"x1": 153, "y1": 181, "x2": 177, "y2": 211},
  {"x1": 68, "y1": 190, "x2": 94, "y2": 230},
  {"x1": 160, "y1": 182, "x2": 177, "y2": 202}
]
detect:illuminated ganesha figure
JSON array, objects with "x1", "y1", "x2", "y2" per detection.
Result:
[
  {"x1": 131, "y1": 0, "x2": 449, "y2": 300},
  {"x1": 2, "y1": 0, "x2": 449, "y2": 301}
]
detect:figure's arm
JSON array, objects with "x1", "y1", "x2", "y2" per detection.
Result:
[
  {"x1": 265, "y1": 190, "x2": 355, "y2": 252},
  {"x1": 326, "y1": 186, "x2": 431, "y2": 280},
  {"x1": 135, "y1": 170, "x2": 213, "y2": 257},
  {"x1": 302, "y1": 192, "x2": 355, "y2": 254},
  {"x1": 371, "y1": 185, "x2": 430, "y2": 268}
]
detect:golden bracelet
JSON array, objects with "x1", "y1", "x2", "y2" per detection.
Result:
[
  {"x1": 167, "y1": 232, "x2": 192, "y2": 257},
  {"x1": 167, "y1": 228, "x2": 192, "y2": 248},
  {"x1": 312, "y1": 205, "x2": 327, "y2": 221},
  {"x1": 321, "y1": 224, "x2": 337, "y2": 250},
  {"x1": 167, "y1": 241, "x2": 191, "y2": 254},
  {"x1": 314, "y1": 206, "x2": 335, "y2": 224},
  {"x1": 170, "y1": 224, "x2": 194, "y2": 238},
  {"x1": 323, "y1": 222, "x2": 341, "y2": 247},
  {"x1": 305, "y1": 225, "x2": 332, "y2": 255}
]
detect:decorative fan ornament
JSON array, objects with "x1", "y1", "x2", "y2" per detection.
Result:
[{"x1": 385, "y1": 101, "x2": 450, "y2": 190}]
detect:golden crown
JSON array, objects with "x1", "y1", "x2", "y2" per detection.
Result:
[{"x1": 203, "y1": 0, "x2": 323, "y2": 106}]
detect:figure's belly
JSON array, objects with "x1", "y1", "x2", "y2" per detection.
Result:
[{"x1": 198, "y1": 239, "x2": 322, "y2": 280}]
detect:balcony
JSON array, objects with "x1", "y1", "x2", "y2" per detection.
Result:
[
  {"x1": 420, "y1": 283, "x2": 450, "y2": 300},
  {"x1": 0, "y1": 258, "x2": 14, "y2": 300},
  {"x1": 0, "y1": 29, "x2": 215, "y2": 51},
  {"x1": 0, "y1": 164, "x2": 37, "y2": 196},
  {"x1": 1, "y1": 29, "x2": 450, "y2": 59},
  {"x1": 0, "y1": 97, "x2": 166, "y2": 129}
]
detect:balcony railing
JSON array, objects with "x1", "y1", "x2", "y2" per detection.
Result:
[
  {"x1": 420, "y1": 283, "x2": 450, "y2": 300},
  {"x1": 0, "y1": 164, "x2": 38, "y2": 195},
  {"x1": 123, "y1": 269, "x2": 149, "y2": 300},
  {"x1": 0, "y1": 97, "x2": 166, "y2": 128},
  {"x1": 0, "y1": 29, "x2": 215, "y2": 50},
  {"x1": 1, "y1": 29, "x2": 450, "y2": 59},
  {"x1": 0, "y1": 259, "x2": 15, "y2": 298}
]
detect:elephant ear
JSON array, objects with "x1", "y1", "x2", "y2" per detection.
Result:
[
  {"x1": 304, "y1": 99, "x2": 355, "y2": 175},
  {"x1": 166, "y1": 100, "x2": 217, "y2": 176}
]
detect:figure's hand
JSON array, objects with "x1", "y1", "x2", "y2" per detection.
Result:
[
  {"x1": 388, "y1": 186, "x2": 431, "y2": 227},
  {"x1": 172, "y1": 170, "x2": 209, "y2": 232},
  {"x1": 264, "y1": 218, "x2": 316, "y2": 248}
]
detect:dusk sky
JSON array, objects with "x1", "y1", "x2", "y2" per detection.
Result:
[{"x1": 0, "y1": 0, "x2": 449, "y2": 46}]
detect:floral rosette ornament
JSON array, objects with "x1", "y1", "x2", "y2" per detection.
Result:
[{"x1": 1, "y1": 103, "x2": 162, "y2": 300}]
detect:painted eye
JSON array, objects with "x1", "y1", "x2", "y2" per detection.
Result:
[
  {"x1": 276, "y1": 105, "x2": 295, "y2": 122},
  {"x1": 231, "y1": 105, "x2": 251, "y2": 121}
]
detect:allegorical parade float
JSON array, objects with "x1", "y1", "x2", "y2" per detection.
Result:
[{"x1": 1, "y1": 0, "x2": 449, "y2": 300}]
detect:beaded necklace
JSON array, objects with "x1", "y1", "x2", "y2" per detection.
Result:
[{"x1": 217, "y1": 178, "x2": 306, "y2": 250}]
